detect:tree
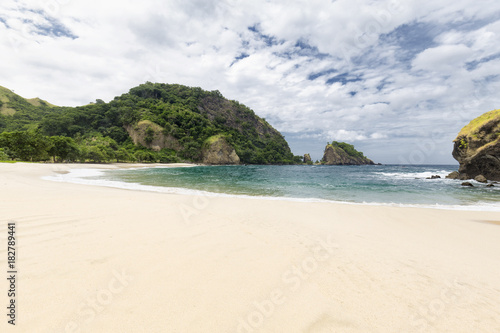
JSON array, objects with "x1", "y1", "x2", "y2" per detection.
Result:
[
  {"x1": 0, "y1": 148, "x2": 10, "y2": 161},
  {"x1": 86, "y1": 146, "x2": 106, "y2": 163},
  {"x1": 48, "y1": 136, "x2": 79, "y2": 162},
  {"x1": 134, "y1": 150, "x2": 156, "y2": 162},
  {"x1": 0, "y1": 130, "x2": 51, "y2": 161},
  {"x1": 115, "y1": 148, "x2": 133, "y2": 162},
  {"x1": 293, "y1": 155, "x2": 303, "y2": 164}
]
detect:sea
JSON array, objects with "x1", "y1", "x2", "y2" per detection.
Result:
[{"x1": 45, "y1": 164, "x2": 500, "y2": 211}]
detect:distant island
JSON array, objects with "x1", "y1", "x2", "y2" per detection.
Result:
[
  {"x1": 320, "y1": 141, "x2": 375, "y2": 165},
  {"x1": 0, "y1": 83, "x2": 296, "y2": 164}
]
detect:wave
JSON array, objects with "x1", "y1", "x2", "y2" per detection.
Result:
[
  {"x1": 42, "y1": 168, "x2": 500, "y2": 212},
  {"x1": 375, "y1": 170, "x2": 452, "y2": 180}
]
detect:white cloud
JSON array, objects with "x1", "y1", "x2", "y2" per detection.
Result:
[
  {"x1": 412, "y1": 44, "x2": 473, "y2": 72},
  {"x1": 0, "y1": 0, "x2": 500, "y2": 163},
  {"x1": 327, "y1": 130, "x2": 368, "y2": 142}
]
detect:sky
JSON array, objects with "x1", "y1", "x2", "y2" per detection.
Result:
[{"x1": 1, "y1": 0, "x2": 500, "y2": 164}]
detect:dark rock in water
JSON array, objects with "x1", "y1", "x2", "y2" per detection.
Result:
[
  {"x1": 461, "y1": 182, "x2": 474, "y2": 187},
  {"x1": 474, "y1": 175, "x2": 487, "y2": 183},
  {"x1": 486, "y1": 183, "x2": 495, "y2": 187},
  {"x1": 446, "y1": 171, "x2": 460, "y2": 179},
  {"x1": 452, "y1": 109, "x2": 500, "y2": 181},
  {"x1": 303, "y1": 153, "x2": 312, "y2": 164},
  {"x1": 426, "y1": 175, "x2": 441, "y2": 179}
]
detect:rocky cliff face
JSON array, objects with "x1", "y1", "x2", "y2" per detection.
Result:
[
  {"x1": 303, "y1": 154, "x2": 312, "y2": 163},
  {"x1": 202, "y1": 135, "x2": 240, "y2": 165},
  {"x1": 322, "y1": 144, "x2": 374, "y2": 165},
  {"x1": 125, "y1": 120, "x2": 181, "y2": 151},
  {"x1": 452, "y1": 109, "x2": 500, "y2": 180}
]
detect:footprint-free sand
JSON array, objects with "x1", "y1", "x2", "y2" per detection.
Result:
[{"x1": 1, "y1": 163, "x2": 499, "y2": 332}]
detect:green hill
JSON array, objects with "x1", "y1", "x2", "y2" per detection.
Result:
[{"x1": 0, "y1": 82, "x2": 294, "y2": 164}]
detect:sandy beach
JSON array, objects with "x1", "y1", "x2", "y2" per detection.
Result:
[{"x1": 1, "y1": 162, "x2": 500, "y2": 333}]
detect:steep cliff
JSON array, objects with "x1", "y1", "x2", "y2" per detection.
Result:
[
  {"x1": 202, "y1": 135, "x2": 240, "y2": 165},
  {"x1": 322, "y1": 142, "x2": 374, "y2": 165},
  {"x1": 452, "y1": 109, "x2": 500, "y2": 180}
]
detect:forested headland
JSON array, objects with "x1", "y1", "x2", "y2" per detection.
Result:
[{"x1": 0, "y1": 83, "x2": 300, "y2": 164}]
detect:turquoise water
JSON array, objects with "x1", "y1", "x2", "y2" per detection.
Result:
[{"x1": 86, "y1": 164, "x2": 500, "y2": 209}]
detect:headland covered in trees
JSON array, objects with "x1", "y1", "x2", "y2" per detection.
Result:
[{"x1": 0, "y1": 83, "x2": 296, "y2": 164}]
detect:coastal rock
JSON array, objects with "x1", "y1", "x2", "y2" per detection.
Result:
[
  {"x1": 321, "y1": 142, "x2": 374, "y2": 165},
  {"x1": 304, "y1": 153, "x2": 312, "y2": 164},
  {"x1": 486, "y1": 183, "x2": 495, "y2": 187},
  {"x1": 461, "y1": 182, "x2": 474, "y2": 187},
  {"x1": 202, "y1": 135, "x2": 240, "y2": 165},
  {"x1": 446, "y1": 171, "x2": 460, "y2": 179},
  {"x1": 474, "y1": 175, "x2": 487, "y2": 183},
  {"x1": 452, "y1": 109, "x2": 500, "y2": 181},
  {"x1": 426, "y1": 175, "x2": 441, "y2": 179}
]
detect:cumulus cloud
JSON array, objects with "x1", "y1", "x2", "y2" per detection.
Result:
[
  {"x1": 412, "y1": 44, "x2": 473, "y2": 71},
  {"x1": 1, "y1": 0, "x2": 500, "y2": 163}
]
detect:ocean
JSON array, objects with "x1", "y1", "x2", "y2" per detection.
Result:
[{"x1": 46, "y1": 164, "x2": 500, "y2": 211}]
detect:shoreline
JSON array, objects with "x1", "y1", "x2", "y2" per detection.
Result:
[
  {"x1": 42, "y1": 162, "x2": 500, "y2": 212},
  {"x1": 1, "y1": 162, "x2": 500, "y2": 332}
]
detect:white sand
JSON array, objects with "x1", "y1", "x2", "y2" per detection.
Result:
[{"x1": 1, "y1": 162, "x2": 500, "y2": 332}]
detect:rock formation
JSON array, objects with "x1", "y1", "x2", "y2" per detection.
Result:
[
  {"x1": 321, "y1": 142, "x2": 374, "y2": 165},
  {"x1": 452, "y1": 109, "x2": 500, "y2": 181},
  {"x1": 202, "y1": 135, "x2": 240, "y2": 165},
  {"x1": 474, "y1": 175, "x2": 487, "y2": 183},
  {"x1": 303, "y1": 154, "x2": 312, "y2": 164},
  {"x1": 125, "y1": 120, "x2": 181, "y2": 151}
]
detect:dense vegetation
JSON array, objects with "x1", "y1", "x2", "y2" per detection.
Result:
[{"x1": 0, "y1": 83, "x2": 296, "y2": 164}]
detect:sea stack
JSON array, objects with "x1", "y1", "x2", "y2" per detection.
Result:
[
  {"x1": 321, "y1": 141, "x2": 375, "y2": 165},
  {"x1": 451, "y1": 109, "x2": 500, "y2": 181}
]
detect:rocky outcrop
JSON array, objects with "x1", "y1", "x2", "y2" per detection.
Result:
[
  {"x1": 452, "y1": 109, "x2": 500, "y2": 181},
  {"x1": 474, "y1": 175, "x2": 488, "y2": 183},
  {"x1": 304, "y1": 154, "x2": 312, "y2": 164},
  {"x1": 321, "y1": 143, "x2": 374, "y2": 165},
  {"x1": 125, "y1": 120, "x2": 181, "y2": 151},
  {"x1": 202, "y1": 135, "x2": 240, "y2": 165}
]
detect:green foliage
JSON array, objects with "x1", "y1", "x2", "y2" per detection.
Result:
[
  {"x1": 329, "y1": 141, "x2": 365, "y2": 159},
  {"x1": 293, "y1": 155, "x2": 303, "y2": 164},
  {"x1": 459, "y1": 138, "x2": 468, "y2": 149},
  {"x1": 48, "y1": 136, "x2": 80, "y2": 162},
  {"x1": 0, "y1": 148, "x2": 10, "y2": 160},
  {"x1": 0, "y1": 82, "x2": 295, "y2": 164},
  {"x1": 459, "y1": 108, "x2": 500, "y2": 138},
  {"x1": 0, "y1": 130, "x2": 51, "y2": 161},
  {"x1": 144, "y1": 126, "x2": 155, "y2": 144}
]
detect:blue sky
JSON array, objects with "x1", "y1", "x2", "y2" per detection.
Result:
[{"x1": 1, "y1": 0, "x2": 500, "y2": 164}]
